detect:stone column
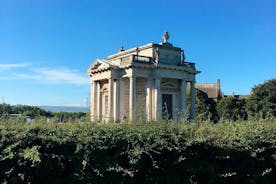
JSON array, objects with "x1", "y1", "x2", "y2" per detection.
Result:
[
  {"x1": 108, "y1": 78, "x2": 114, "y2": 121},
  {"x1": 97, "y1": 81, "x2": 101, "y2": 121},
  {"x1": 146, "y1": 78, "x2": 153, "y2": 121},
  {"x1": 190, "y1": 81, "x2": 196, "y2": 120},
  {"x1": 154, "y1": 78, "x2": 161, "y2": 120},
  {"x1": 90, "y1": 81, "x2": 97, "y2": 122},
  {"x1": 114, "y1": 78, "x2": 120, "y2": 121},
  {"x1": 129, "y1": 76, "x2": 136, "y2": 121},
  {"x1": 180, "y1": 79, "x2": 187, "y2": 117}
]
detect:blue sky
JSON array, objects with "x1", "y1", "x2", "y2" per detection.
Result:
[{"x1": 0, "y1": 0, "x2": 275, "y2": 106}]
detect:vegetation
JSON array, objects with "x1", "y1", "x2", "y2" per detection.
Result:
[
  {"x1": 50, "y1": 112, "x2": 88, "y2": 123},
  {"x1": 0, "y1": 79, "x2": 275, "y2": 183},
  {"x1": 195, "y1": 78, "x2": 276, "y2": 122},
  {"x1": 216, "y1": 96, "x2": 247, "y2": 121},
  {"x1": 195, "y1": 89, "x2": 218, "y2": 122},
  {"x1": 246, "y1": 79, "x2": 276, "y2": 119},
  {"x1": 0, "y1": 120, "x2": 275, "y2": 183},
  {"x1": 0, "y1": 104, "x2": 88, "y2": 123},
  {"x1": 0, "y1": 104, "x2": 51, "y2": 118}
]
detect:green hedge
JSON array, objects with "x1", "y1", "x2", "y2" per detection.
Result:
[{"x1": 0, "y1": 120, "x2": 275, "y2": 183}]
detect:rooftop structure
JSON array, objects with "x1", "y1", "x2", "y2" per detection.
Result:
[{"x1": 195, "y1": 79, "x2": 223, "y2": 102}]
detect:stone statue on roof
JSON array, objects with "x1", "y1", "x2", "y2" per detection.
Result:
[
  {"x1": 119, "y1": 45, "x2": 124, "y2": 52},
  {"x1": 162, "y1": 31, "x2": 169, "y2": 43}
]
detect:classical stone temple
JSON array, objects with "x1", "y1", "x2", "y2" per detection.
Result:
[{"x1": 87, "y1": 33, "x2": 200, "y2": 122}]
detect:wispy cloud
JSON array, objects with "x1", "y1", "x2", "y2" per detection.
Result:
[
  {"x1": 13, "y1": 73, "x2": 42, "y2": 80},
  {"x1": 37, "y1": 67, "x2": 89, "y2": 85},
  {"x1": 14, "y1": 67, "x2": 89, "y2": 85},
  {"x1": 0, "y1": 63, "x2": 30, "y2": 70}
]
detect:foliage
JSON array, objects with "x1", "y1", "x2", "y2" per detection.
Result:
[
  {"x1": 0, "y1": 103, "x2": 88, "y2": 123},
  {"x1": 0, "y1": 104, "x2": 51, "y2": 118},
  {"x1": 0, "y1": 120, "x2": 275, "y2": 183},
  {"x1": 195, "y1": 89, "x2": 218, "y2": 122},
  {"x1": 216, "y1": 96, "x2": 247, "y2": 121},
  {"x1": 50, "y1": 112, "x2": 88, "y2": 123},
  {"x1": 246, "y1": 78, "x2": 276, "y2": 119}
]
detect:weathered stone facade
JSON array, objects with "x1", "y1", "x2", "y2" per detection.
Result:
[{"x1": 87, "y1": 33, "x2": 200, "y2": 122}]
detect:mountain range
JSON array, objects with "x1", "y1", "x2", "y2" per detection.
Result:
[{"x1": 40, "y1": 106, "x2": 89, "y2": 113}]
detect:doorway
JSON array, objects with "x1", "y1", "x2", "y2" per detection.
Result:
[{"x1": 162, "y1": 94, "x2": 173, "y2": 119}]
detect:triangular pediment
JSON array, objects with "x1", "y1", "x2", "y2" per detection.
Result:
[
  {"x1": 90, "y1": 59, "x2": 112, "y2": 70},
  {"x1": 161, "y1": 79, "x2": 179, "y2": 89}
]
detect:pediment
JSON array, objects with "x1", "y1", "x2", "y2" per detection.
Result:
[
  {"x1": 90, "y1": 59, "x2": 111, "y2": 70},
  {"x1": 161, "y1": 79, "x2": 179, "y2": 89}
]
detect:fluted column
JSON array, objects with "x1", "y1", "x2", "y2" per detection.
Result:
[
  {"x1": 180, "y1": 79, "x2": 187, "y2": 117},
  {"x1": 129, "y1": 76, "x2": 136, "y2": 121},
  {"x1": 146, "y1": 78, "x2": 153, "y2": 121},
  {"x1": 90, "y1": 81, "x2": 97, "y2": 122},
  {"x1": 190, "y1": 81, "x2": 196, "y2": 120},
  {"x1": 108, "y1": 78, "x2": 114, "y2": 121},
  {"x1": 97, "y1": 81, "x2": 101, "y2": 121},
  {"x1": 114, "y1": 79, "x2": 120, "y2": 121},
  {"x1": 154, "y1": 78, "x2": 161, "y2": 120}
]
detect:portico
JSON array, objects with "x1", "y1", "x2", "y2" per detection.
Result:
[{"x1": 87, "y1": 33, "x2": 200, "y2": 122}]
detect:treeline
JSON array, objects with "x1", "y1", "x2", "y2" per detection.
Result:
[
  {"x1": 194, "y1": 78, "x2": 276, "y2": 122},
  {"x1": 0, "y1": 104, "x2": 51, "y2": 118},
  {"x1": 0, "y1": 104, "x2": 88, "y2": 123}
]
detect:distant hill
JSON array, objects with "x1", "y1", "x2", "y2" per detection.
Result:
[{"x1": 40, "y1": 106, "x2": 89, "y2": 113}]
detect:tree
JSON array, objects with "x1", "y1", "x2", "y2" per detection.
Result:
[
  {"x1": 0, "y1": 104, "x2": 51, "y2": 118},
  {"x1": 246, "y1": 79, "x2": 276, "y2": 119},
  {"x1": 217, "y1": 96, "x2": 247, "y2": 121},
  {"x1": 0, "y1": 103, "x2": 12, "y2": 115},
  {"x1": 195, "y1": 90, "x2": 218, "y2": 122},
  {"x1": 186, "y1": 89, "x2": 218, "y2": 122}
]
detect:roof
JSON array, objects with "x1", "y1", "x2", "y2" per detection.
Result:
[
  {"x1": 87, "y1": 37, "x2": 200, "y2": 75},
  {"x1": 195, "y1": 80, "x2": 223, "y2": 100}
]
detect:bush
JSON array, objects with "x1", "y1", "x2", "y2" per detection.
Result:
[
  {"x1": 217, "y1": 96, "x2": 247, "y2": 121},
  {"x1": 0, "y1": 120, "x2": 275, "y2": 183}
]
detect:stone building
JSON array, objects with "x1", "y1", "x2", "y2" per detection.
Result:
[
  {"x1": 195, "y1": 79, "x2": 223, "y2": 102},
  {"x1": 87, "y1": 33, "x2": 200, "y2": 122}
]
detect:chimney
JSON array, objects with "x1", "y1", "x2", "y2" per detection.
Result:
[
  {"x1": 217, "y1": 79, "x2": 220, "y2": 89},
  {"x1": 217, "y1": 79, "x2": 221, "y2": 98}
]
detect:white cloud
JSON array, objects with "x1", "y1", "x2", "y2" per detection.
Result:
[
  {"x1": 0, "y1": 63, "x2": 30, "y2": 70},
  {"x1": 14, "y1": 67, "x2": 89, "y2": 85},
  {"x1": 36, "y1": 68, "x2": 89, "y2": 85},
  {"x1": 13, "y1": 73, "x2": 42, "y2": 80}
]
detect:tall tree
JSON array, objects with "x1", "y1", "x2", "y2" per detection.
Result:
[{"x1": 246, "y1": 79, "x2": 276, "y2": 119}]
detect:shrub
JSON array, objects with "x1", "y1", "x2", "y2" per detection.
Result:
[{"x1": 0, "y1": 120, "x2": 275, "y2": 183}]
